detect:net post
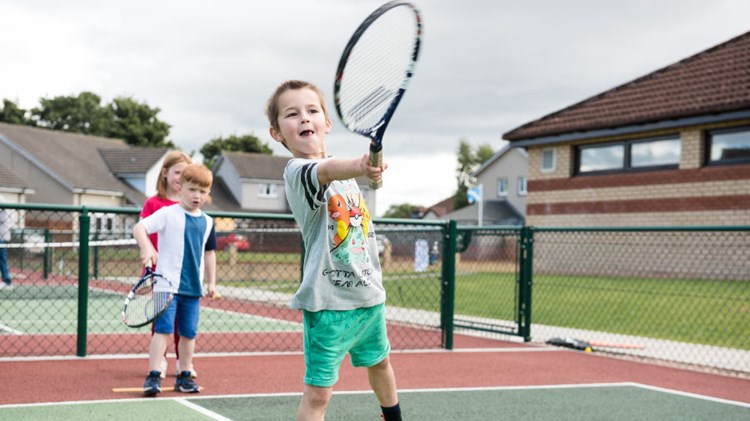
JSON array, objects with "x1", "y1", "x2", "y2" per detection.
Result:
[
  {"x1": 440, "y1": 219, "x2": 457, "y2": 350},
  {"x1": 76, "y1": 207, "x2": 90, "y2": 357}
]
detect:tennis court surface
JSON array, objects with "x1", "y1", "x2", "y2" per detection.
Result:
[{"x1": 2, "y1": 334, "x2": 749, "y2": 420}]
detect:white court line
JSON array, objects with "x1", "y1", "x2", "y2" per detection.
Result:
[
  {"x1": 0, "y1": 346, "x2": 555, "y2": 363},
  {"x1": 0, "y1": 382, "x2": 634, "y2": 409},
  {"x1": 631, "y1": 383, "x2": 750, "y2": 409},
  {"x1": 4, "y1": 382, "x2": 750, "y2": 412},
  {"x1": 0, "y1": 322, "x2": 23, "y2": 334},
  {"x1": 175, "y1": 398, "x2": 234, "y2": 421}
]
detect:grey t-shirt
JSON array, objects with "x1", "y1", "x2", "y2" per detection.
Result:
[{"x1": 284, "y1": 157, "x2": 385, "y2": 311}]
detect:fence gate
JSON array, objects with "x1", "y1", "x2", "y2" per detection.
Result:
[{"x1": 449, "y1": 226, "x2": 527, "y2": 341}]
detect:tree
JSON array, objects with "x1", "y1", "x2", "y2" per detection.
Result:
[
  {"x1": 29, "y1": 91, "x2": 111, "y2": 135},
  {"x1": 0, "y1": 99, "x2": 30, "y2": 125},
  {"x1": 200, "y1": 134, "x2": 273, "y2": 168},
  {"x1": 454, "y1": 138, "x2": 495, "y2": 209},
  {"x1": 20, "y1": 92, "x2": 173, "y2": 147},
  {"x1": 383, "y1": 203, "x2": 422, "y2": 219},
  {"x1": 107, "y1": 97, "x2": 173, "y2": 147}
]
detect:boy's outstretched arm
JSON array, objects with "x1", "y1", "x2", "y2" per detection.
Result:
[{"x1": 317, "y1": 153, "x2": 388, "y2": 186}]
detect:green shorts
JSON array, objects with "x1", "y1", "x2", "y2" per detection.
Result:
[{"x1": 302, "y1": 303, "x2": 391, "y2": 388}]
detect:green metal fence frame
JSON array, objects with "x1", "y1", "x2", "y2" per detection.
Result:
[{"x1": 4, "y1": 202, "x2": 747, "y2": 358}]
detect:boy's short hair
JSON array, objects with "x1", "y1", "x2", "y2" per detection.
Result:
[
  {"x1": 265, "y1": 80, "x2": 329, "y2": 131},
  {"x1": 157, "y1": 150, "x2": 192, "y2": 199},
  {"x1": 181, "y1": 164, "x2": 213, "y2": 204}
]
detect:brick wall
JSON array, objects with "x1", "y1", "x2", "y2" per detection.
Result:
[{"x1": 525, "y1": 120, "x2": 750, "y2": 227}]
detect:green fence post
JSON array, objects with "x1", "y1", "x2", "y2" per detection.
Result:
[
  {"x1": 43, "y1": 228, "x2": 51, "y2": 279},
  {"x1": 440, "y1": 220, "x2": 457, "y2": 350},
  {"x1": 77, "y1": 207, "x2": 90, "y2": 357},
  {"x1": 92, "y1": 230, "x2": 99, "y2": 279},
  {"x1": 517, "y1": 226, "x2": 534, "y2": 342}
]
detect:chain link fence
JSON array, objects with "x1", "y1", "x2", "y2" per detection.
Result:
[
  {"x1": 0, "y1": 204, "x2": 448, "y2": 358},
  {"x1": 1, "y1": 204, "x2": 748, "y2": 377}
]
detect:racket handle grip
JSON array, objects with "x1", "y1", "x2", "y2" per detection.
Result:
[{"x1": 369, "y1": 145, "x2": 383, "y2": 190}]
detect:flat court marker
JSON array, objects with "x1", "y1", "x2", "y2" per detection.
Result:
[{"x1": 112, "y1": 386, "x2": 203, "y2": 393}]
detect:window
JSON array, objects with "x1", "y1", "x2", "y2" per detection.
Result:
[
  {"x1": 497, "y1": 178, "x2": 508, "y2": 196},
  {"x1": 541, "y1": 148, "x2": 556, "y2": 172},
  {"x1": 258, "y1": 183, "x2": 278, "y2": 198},
  {"x1": 577, "y1": 136, "x2": 680, "y2": 174},
  {"x1": 517, "y1": 176, "x2": 527, "y2": 196},
  {"x1": 92, "y1": 213, "x2": 114, "y2": 233},
  {"x1": 707, "y1": 126, "x2": 750, "y2": 165},
  {"x1": 579, "y1": 144, "x2": 624, "y2": 172}
]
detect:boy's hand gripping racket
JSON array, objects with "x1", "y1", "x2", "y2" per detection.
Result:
[
  {"x1": 334, "y1": 1, "x2": 423, "y2": 189},
  {"x1": 121, "y1": 264, "x2": 174, "y2": 328}
]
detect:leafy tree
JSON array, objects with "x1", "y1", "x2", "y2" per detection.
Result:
[
  {"x1": 383, "y1": 203, "x2": 422, "y2": 219},
  {"x1": 19, "y1": 91, "x2": 173, "y2": 147},
  {"x1": 0, "y1": 99, "x2": 30, "y2": 125},
  {"x1": 29, "y1": 91, "x2": 111, "y2": 135},
  {"x1": 107, "y1": 97, "x2": 173, "y2": 147},
  {"x1": 200, "y1": 134, "x2": 273, "y2": 168},
  {"x1": 454, "y1": 138, "x2": 495, "y2": 209}
]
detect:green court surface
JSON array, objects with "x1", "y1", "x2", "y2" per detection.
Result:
[
  {"x1": 2, "y1": 384, "x2": 749, "y2": 421},
  {"x1": 0, "y1": 285, "x2": 301, "y2": 334}
]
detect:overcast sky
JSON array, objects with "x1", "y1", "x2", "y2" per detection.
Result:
[{"x1": 2, "y1": 0, "x2": 749, "y2": 215}]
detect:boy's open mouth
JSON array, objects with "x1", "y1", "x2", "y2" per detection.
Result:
[{"x1": 300, "y1": 130, "x2": 314, "y2": 136}]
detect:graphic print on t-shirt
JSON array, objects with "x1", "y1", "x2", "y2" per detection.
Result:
[{"x1": 327, "y1": 180, "x2": 372, "y2": 265}]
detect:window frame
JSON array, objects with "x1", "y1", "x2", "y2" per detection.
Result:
[
  {"x1": 517, "y1": 176, "x2": 527, "y2": 196},
  {"x1": 575, "y1": 135, "x2": 680, "y2": 176},
  {"x1": 497, "y1": 177, "x2": 508, "y2": 197},
  {"x1": 540, "y1": 148, "x2": 556, "y2": 173},
  {"x1": 257, "y1": 183, "x2": 278, "y2": 199},
  {"x1": 705, "y1": 125, "x2": 750, "y2": 166}
]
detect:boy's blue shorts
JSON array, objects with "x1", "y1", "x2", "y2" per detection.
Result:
[
  {"x1": 154, "y1": 294, "x2": 200, "y2": 339},
  {"x1": 302, "y1": 303, "x2": 390, "y2": 388}
]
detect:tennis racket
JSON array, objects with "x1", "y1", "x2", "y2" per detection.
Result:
[
  {"x1": 334, "y1": 1, "x2": 423, "y2": 189},
  {"x1": 121, "y1": 265, "x2": 174, "y2": 328}
]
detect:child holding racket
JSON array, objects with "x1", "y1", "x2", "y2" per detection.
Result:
[
  {"x1": 266, "y1": 80, "x2": 401, "y2": 421},
  {"x1": 134, "y1": 163, "x2": 218, "y2": 396},
  {"x1": 141, "y1": 150, "x2": 194, "y2": 379}
]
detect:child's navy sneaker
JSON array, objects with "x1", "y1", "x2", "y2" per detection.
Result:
[
  {"x1": 174, "y1": 370, "x2": 200, "y2": 393},
  {"x1": 143, "y1": 370, "x2": 162, "y2": 397}
]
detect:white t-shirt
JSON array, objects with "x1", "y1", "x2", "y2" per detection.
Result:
[
  {"x1": 284, "y1": 158, "x2": 385, "y2": 311},
  {"x1": 139, "y1": 204, "x2": 216, "y2": 297}
]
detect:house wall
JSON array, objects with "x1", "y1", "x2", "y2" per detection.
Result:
[
  {"x1": 476, "y1": 147, "x2": 527, "y2": 216},
  {"x1": 242, "y1": 179, "x2": 288, "y2": 211},
  {"x1": 525, "y1": 119, "x2": 750, "y2": 226},
  {"x1": 76, "y1": 193, "x2": 126, "y2": 207},
  {"x1": 144, "y1": 156, "x2": 165, "y2": 197}
]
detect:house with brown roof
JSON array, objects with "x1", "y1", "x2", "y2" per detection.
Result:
[
  {"x1": 0, "y1": 122, "x2": 146, "y2": 207},
  {"x1": 503, "y1": 30, "x2": 750, "y2": 226}
]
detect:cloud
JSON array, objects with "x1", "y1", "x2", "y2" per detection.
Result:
[{"x1": 2, "y1": 0, "x2": 749, "y2": 213}]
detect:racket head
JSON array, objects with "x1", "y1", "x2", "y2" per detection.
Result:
[
  {"x1": 121, "y1": 267, "x2": 174, "y2": 328},
  {"x1": 334, "y1": 1, "x2": 422, "y2": 149}
]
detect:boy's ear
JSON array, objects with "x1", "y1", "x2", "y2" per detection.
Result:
[
  {"x1": 325, "y1": 117, "x2": 332, "y2": 134},
  {"x1": 269, "y1": 127, "x2": 283, "y2": 143}
]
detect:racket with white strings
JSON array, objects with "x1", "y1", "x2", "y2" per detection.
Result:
[
  {"x1": 334, "y1": 1, "x2": 423, "y2": 189},
  {"x1": 121, "y1": 264, "x2": 174, "y2": 328}
]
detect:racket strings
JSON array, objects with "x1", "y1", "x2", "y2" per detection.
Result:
[
  {"x1": 122, "y1": 273, "x2": 173, "y2": 327},
  {"x1": 337, "y1": 6, "x2": 420, "y2": 132}
]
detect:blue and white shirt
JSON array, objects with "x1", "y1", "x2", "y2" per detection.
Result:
[{"x1": 139, "y1": 204, "x2": 216, "y2": 297}]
